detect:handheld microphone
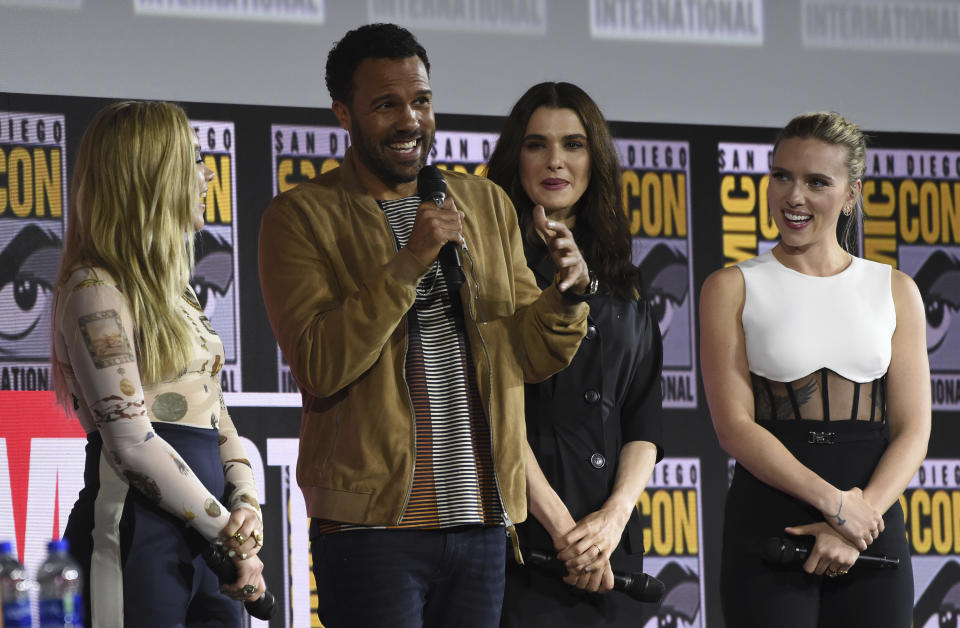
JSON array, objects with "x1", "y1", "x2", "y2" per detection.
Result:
[
  {"x1": 201, "y1": 544, "x2": 278, "y2": 620},
  {"x1": 525, "y1": 549, "x2": 665, "y2": 603},
  {"x1": 762, "y1": 536, "x2": 899, "y2": 570},
  {"x1": 417, "y1": 165, "x2": 465, "y2": 291}
]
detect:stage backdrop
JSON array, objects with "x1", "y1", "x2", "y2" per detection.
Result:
[{"x1": 1, "y1": 91, "x2": 958, "y2": 628}]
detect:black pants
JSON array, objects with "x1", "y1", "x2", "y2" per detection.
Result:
[
  {"x1": 721, "y1": 421, "x2": 913, "y2": 628},
  {"x1": 311, "y1": 523, "x2": 506, "y2": 628}
]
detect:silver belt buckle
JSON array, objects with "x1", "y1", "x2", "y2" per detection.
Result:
[{"x1": 808, "y1": 431, "x2": 837, "y2": 445}]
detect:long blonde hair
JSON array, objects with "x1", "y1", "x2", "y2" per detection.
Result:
[{"x1": 53, "y1": 101, "x2": 198, "y2": 396}]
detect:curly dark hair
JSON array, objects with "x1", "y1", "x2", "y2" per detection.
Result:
[
  {"x1": 486, "y1": 82, "x2": 640, "y2": 301},
  {"x1": 325, "y1": 23, "x2": 431, "y2": 107}
]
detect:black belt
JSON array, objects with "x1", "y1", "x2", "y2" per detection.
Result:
[{"x1": 758, "y1": 420, "x2": 887, "y2": 445}]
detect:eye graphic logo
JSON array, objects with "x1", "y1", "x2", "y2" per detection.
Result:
[
  {"x1": 617, "y1": 138, "x2": 696, "y2": 409},
  {"x1": 913, "y1": 561, "x2": 960, "y2": 628},
  {"x1": 912, "y1": 250, "x2": 960, "y2": 360},
  {"x1": 861, "y1": 147, "x2": 960, "y2": 409},
  {"x1": 191, "y1": 120, "x2": 241, "y2": 393},
  {"x1": 637, "y1": 458, "x2": 705, "y2": 627},
  {"x1": 0, "y1": 225, "x2": 61, "y2": 357},
  {"x1": 639, "y1": 243, "x2": 690, "y2": 342},
  {"x1": 193, "y1": 230, "x2": 234, "y2": 320},
  {"x1": 639, "y1": 561, "x2": 700, "y2": 628},
  {"x1": 902, "y1": 459, "x2": 960, "y2": 626},
  {"x1": 1, "y1": 111, "x2": 67, "y2": 391}
]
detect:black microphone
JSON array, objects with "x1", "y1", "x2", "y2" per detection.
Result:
[
  {"x1": 417, "y1": 165, "x2": 465, "y2": 291},
  {"x1": 762, "y1": 536, "x2": 899, "y2": 570},
  {"x1": 201, "y1": 544, "x2": 278, "y2": 620},
  {"x1": 525, "y1": 549, "x2": 665, "y2": 603}
]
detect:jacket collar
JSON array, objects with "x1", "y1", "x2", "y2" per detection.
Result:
[
  {"x1": 338, "y1": 148, "x2": 383, "y2": 212},
  {"x1": 339, "y1": 147, "x2": 365, "y2": 194},
  {"x1": 338, "y1": 147, "x2": 422, "y2": 208}
]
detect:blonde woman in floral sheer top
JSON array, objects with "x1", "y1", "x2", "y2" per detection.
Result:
[{"x1": 52, "y1": 101, "x2": 264, "y2": 628}]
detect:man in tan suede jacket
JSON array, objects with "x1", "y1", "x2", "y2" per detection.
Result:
[{"x1": 258, "y1": 23, "x2": 592, "y2": 628}]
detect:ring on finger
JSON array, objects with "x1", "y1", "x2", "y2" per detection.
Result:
[
  {"x1": 252, "y1": 530, "x2": 263, "y2": 547},
  {"x1": 593, "y1": 544, "x2": 603, "y2": 556},
  {"x1": 232, "y1": 532, "x2": 244, "y2": 545},
  {"x1": 241, "y1": 584, "x2": 256, "y2": 599}
]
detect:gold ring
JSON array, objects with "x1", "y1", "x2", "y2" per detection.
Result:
[
  {"x1": 241, "y1": 584, "x2": 256, "y2": 599},
  {"x1": 252, "y1": 530, "x2": 263, "y2": 547},
  {"x1": 594, "y1": 544, "x2": 602, "y2": 555},
  {"x1": 836, "y1": 569, "x2": 848, "y2": 576},
  {"x1": 232, "y1": 532, "x2": 244, "y2": 545}
]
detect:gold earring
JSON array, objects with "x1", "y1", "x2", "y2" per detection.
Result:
[{"x1": 842, "y1": 204, "x2": 852, "y2": 216}]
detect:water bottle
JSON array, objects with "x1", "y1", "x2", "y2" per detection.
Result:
[
  {"x1": 36, "y1": 540, "x2": 82, "y2": 628},
  {"x1": 0, "y1": 541, "x2": 32, "y2": 627}
]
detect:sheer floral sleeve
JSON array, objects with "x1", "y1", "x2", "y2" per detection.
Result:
[
  {"x1": 217, "y1": 393, "x2": 262, "y2": 522},
  {"x1": 57, "y1": 272, "x2": 232, "y2": 542}
]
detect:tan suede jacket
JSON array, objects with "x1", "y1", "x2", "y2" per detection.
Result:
[{"x1": 258, "y1": 149, "x2": 587, "y2": 527}]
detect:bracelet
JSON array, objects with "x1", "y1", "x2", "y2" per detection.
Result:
[{"x1": 827, "y1": 490, "x2": 846, "y2": 527}]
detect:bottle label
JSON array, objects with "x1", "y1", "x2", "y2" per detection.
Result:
[
  {"x1": 2, "y1": 598, "x2": 33, "y2": 627},
  {"x1": 39, "y1": 594, "x2": 84, "y2": 627}
]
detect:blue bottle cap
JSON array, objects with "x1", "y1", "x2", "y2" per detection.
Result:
[{"x1": 48, "y1": 539, "x2": 70, "y2": 553}]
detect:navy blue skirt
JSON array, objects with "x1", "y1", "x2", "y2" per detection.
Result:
[{"x1": 65, "y1": 422, "x2": 241, "y2": 628}]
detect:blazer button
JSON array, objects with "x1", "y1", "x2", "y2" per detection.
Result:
[
  {"x1": 583, "y1": 390, "x2": 600, "y2": 404},
  {"x1": 590, "y1": 453, "x2": 606, "y2": 469},
  {"x1": 585, "y1": 325, "x2": 598, "y2": 341}
]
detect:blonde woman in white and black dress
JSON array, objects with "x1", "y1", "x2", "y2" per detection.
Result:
[
  {"x1": 700, "y1": 112, "x2": 930, "y2": 627},
  {"x1": 52, "y1": 101, "x2": 265, "y2": 627}
]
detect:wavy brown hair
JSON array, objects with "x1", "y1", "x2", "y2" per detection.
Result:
[{"x1": 486, "y1": 82, "x2": 639, "y2": 300}]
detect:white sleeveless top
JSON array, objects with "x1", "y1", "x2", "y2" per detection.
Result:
[{"x1": 738, "y1": 250, "x2": 895, "y2": 384}]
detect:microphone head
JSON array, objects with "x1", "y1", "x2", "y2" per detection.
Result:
[
  {"x1": 632, "y1": 573, "x2": 666, "y2": 603},
  {"x1": 761, "y1": 536, "x2": 808, "y2": 565},
  {"x1": 417, "y1": 164, "x2": 446, "y2": 204}
]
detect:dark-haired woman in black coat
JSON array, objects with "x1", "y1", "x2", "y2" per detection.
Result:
[{"x1": 486, "y1": 82, "x2": 664, "y2": 627}]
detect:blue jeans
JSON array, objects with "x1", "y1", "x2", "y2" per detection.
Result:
[{"x1": 310, "y1": 523, "x2": 506, "y2": 628}]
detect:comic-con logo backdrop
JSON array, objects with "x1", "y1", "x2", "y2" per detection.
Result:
[
  {"x1": 861, "y1": 148, "x2": 960, "y2": 410},
  {"x1": 617, "y1": 138, "x2": 695, "y2": 409},
  {"x1": 903, "y1": 459, "x2": 960, "y2": 627},
  {"x1": 191, "y1": 120, "x2": 243, "y2": 393},
  {"x1": 637, "y1": 457, "x2": 705, "y2": 628},
  {"x1": 0, "y1": 112, "x2": 66, "y2": 391},
  {"x1": 717, "y1": 141, "x2": 779, "y2": 266}
]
